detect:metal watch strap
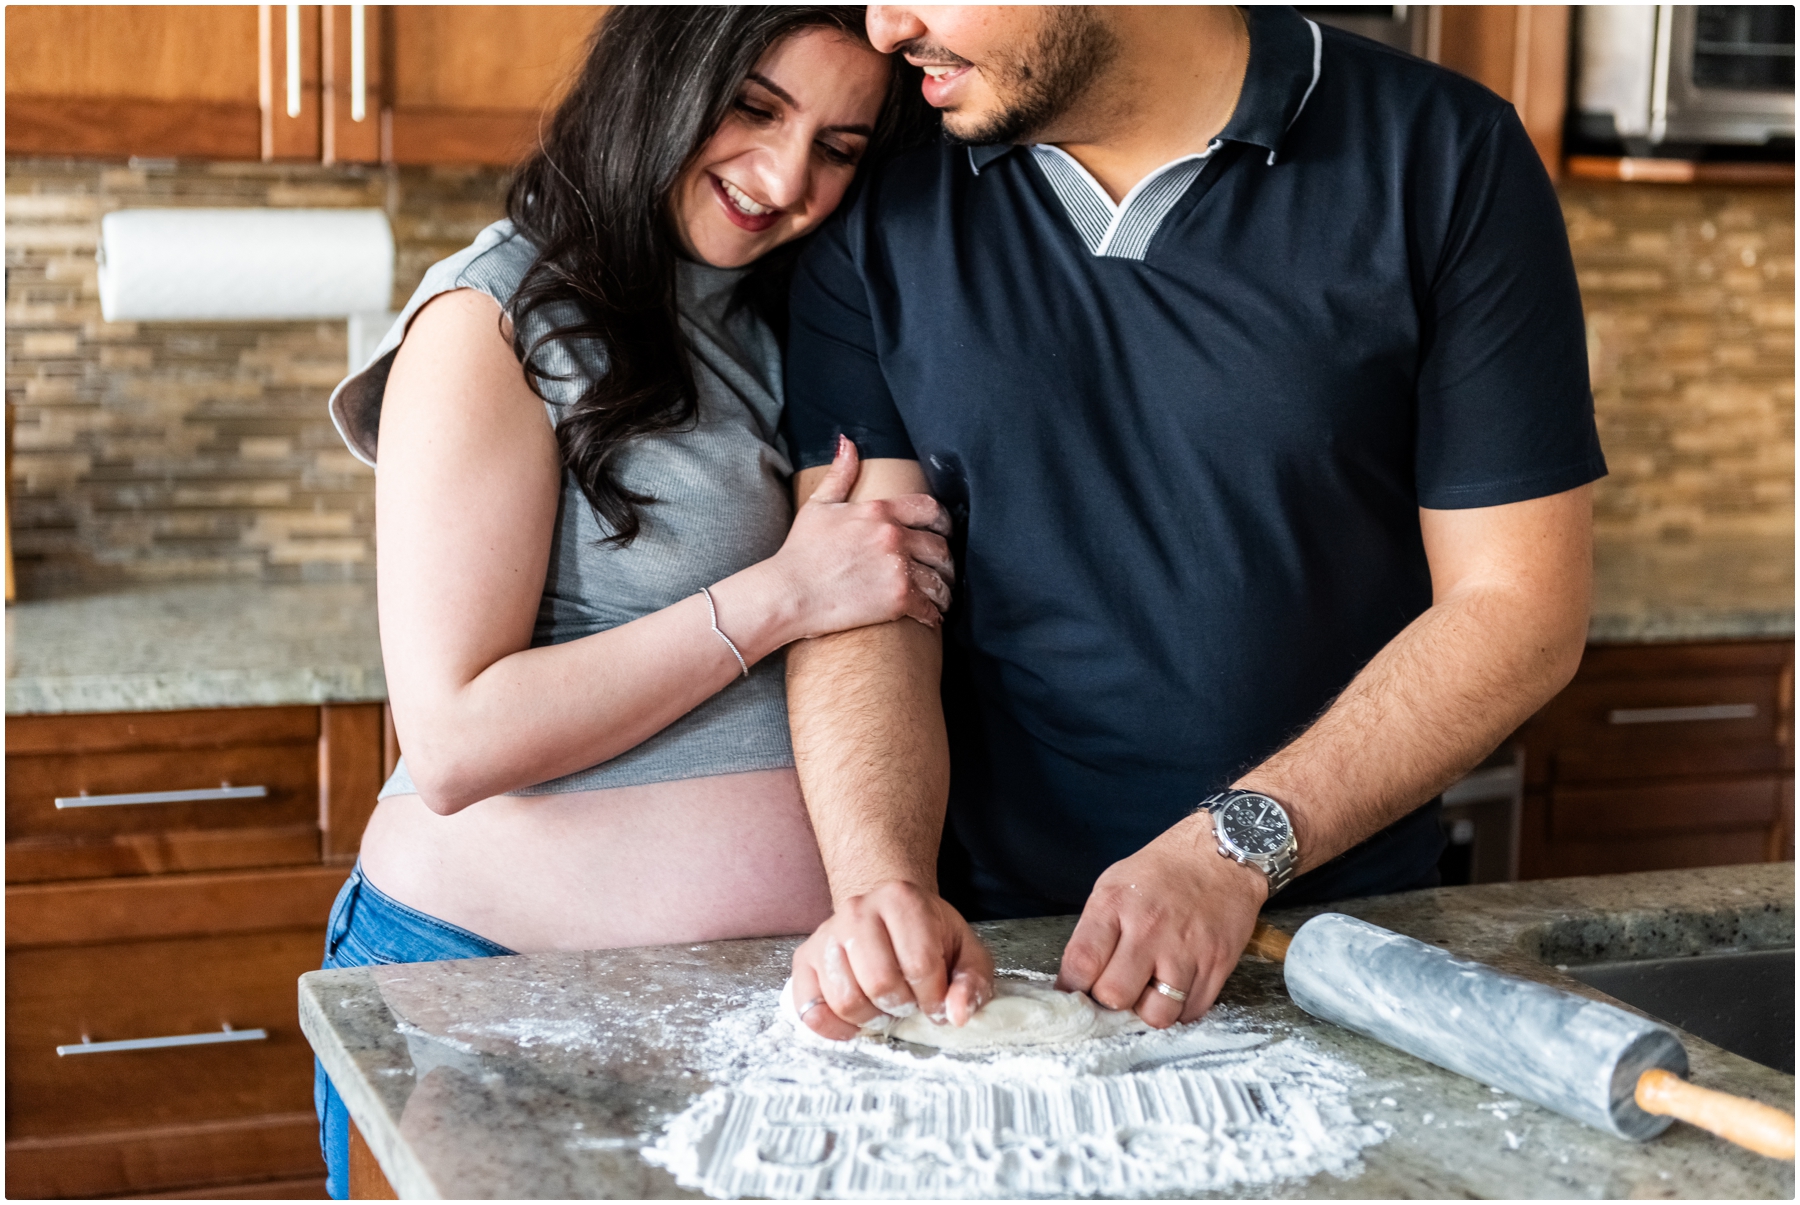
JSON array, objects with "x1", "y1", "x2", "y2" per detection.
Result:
[
  {"x1": 1200, "y1": 789, "x2": 1300, "y2": 895},
  {"x1": 1261, "y1": 846, "x2": 1299, "y2": 895}
]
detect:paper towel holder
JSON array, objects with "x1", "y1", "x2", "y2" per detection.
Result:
[
  {"x1": 347, "y1": 311, "x2": 402, "y2": 375},
  {"x1": 97, "y1": 208, "x2": 397, "y2": 371}
]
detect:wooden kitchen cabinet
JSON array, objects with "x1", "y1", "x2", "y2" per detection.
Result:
[
  {"x1": 6, "y1": 702, "x2": 385, "y2": 883},
  {"x1": 1516, "y1": 640, "x2": 1795, "y2": 879},
  {"x1": 7, "y1": 3, "x2": 602, "y2": 167},
  {"x1": 3, "y1": 5, "x2": 327, "y2": 162},
  {"x1": 4, "y1": 702, "x2": 386, "y2": 1199},
  {"x1": 1433, "y1": 5, "x2": 1571, "y2": 178},
  {"x1": 382, "y1": 5, "x2": 603, "y2": 166},
  {"x1": 9, "y1": 6, "x2": 1570, "y2": 172},
  {"x1": 6, "y1": 706, "x2": 324, "y2": 884},
  {"x1": 5, "y1": 5, "x2": 267, "y2": 160}
]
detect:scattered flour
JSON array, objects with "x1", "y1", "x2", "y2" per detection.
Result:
[{"x1": 644, "y1": 975, "x2": 1387, "y2": 1199}]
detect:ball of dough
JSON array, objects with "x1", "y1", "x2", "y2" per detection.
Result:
[{"x1": 875, "y1": 981, "x2": 1140, "y2": 1049}]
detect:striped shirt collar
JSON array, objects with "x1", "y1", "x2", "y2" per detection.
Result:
[
  {"x1": 1028, "y1": 144, "x2": 1218, "y2": 259},
  {"x1": 966, "y1": 5, "x2": 1324, "y2": 177}
]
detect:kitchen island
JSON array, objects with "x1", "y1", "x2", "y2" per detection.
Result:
[{"x1": 301, "y1": 863, "x2": 1794, "y2": 1200}]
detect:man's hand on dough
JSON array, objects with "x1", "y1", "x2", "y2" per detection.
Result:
[
  {"x1": 789, "y1": 881, "x2": 996, "y2": 1040},
  {"x1": 1056, "y1": 812, "x2": 1266, "y2": 1028}
]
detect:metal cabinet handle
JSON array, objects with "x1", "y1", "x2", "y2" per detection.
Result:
[
  {"x1": 1608, "y1": 703, "x2": 1759, "y2": 725},
  {"x1": 1649, "y1": 4, "x2": 1675, "y2": 145},
  {"x1": 57, "y1": 1024, "x2": 269, "y2": 1056},
  {"x1": 55, "y1": 784, "x2": 269, "y2": 809},
  {"x1": 350, "y1": 3, "x2": 367, "y2": 122},
  {"x1": 286, "y1": 4, "x2": 303, "y2": 118}
]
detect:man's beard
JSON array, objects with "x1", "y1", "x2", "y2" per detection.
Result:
[{"x1": 941, "y1": 8, "x2": 1120, "y2": 146}]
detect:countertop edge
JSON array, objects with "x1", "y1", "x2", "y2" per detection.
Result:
[
  {"x1": 299, "y1": 969, "x2": 446, "y2": 1201},
  {"x1": 1587, "y1": 612, "x2": 1795, "y2": 644},
  {"x1": 6, "y1": 667, "x2": 388, "y2": 716}
]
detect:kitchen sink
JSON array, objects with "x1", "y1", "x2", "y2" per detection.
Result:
[{"x1": 1564, "y1": 948, "x2": 1794, "y2": 1074}]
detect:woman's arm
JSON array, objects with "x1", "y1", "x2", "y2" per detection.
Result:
[{"x1": 377, "y1": 289, "x2": 952, "y2": 814}]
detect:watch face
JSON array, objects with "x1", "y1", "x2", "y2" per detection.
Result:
[{"x1": 1220, "y1": 795, "x2": 1291, "y2": 856}]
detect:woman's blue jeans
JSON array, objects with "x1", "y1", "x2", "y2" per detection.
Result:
[{"x1": 315, "y1": 863, "x2": 514, "y2": 1199}]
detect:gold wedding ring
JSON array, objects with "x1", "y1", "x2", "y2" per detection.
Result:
[{"x1": 1151, "y1": 978, "x2": 1189, "y2": 1003}]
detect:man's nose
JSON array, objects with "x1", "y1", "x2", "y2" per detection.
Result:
[{"x1": 866, "y1": 6, "x2": 926, "y2": 55}]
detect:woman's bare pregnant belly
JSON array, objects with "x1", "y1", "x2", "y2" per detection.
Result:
[{"x1": 355, "y1": 768, "x2": 833, "y2": 954}]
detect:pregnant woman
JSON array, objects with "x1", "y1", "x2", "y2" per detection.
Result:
[{"x1": 315, "y1": 7, "x2": 943, "y2": 1195}]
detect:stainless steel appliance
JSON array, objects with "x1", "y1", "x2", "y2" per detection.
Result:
[{"x1": 1576, "y1": 5, "x2": 1794, "y2": 151}]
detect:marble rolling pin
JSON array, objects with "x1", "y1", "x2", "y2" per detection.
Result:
[{"x1": 1246, "y1": 914, "x2": 1794, "y2": 1159}]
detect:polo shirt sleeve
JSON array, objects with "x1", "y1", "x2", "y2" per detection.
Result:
[
  {"x1": 1414, "y1": 107, "x2": 1607, "y2": 510},
  {"x1": 783, "y1": 206, "x2": 919, "y2": 471}
]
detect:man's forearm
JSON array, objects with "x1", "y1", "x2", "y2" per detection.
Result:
[
  {"x1": 787, "y1": 617, "x2": 950, "y2": 901},
  {"x1": 1238, "y1": 577, "x2": 1586, "y2": 872}
]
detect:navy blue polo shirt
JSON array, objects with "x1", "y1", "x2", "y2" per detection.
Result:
[{"x1": 783, "y1": 6, "x2": 1605, "y2": 919}]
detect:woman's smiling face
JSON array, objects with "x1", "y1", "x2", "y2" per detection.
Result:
[{"x1": 673, "y1": 27, "x2": 891, "y2": 268}]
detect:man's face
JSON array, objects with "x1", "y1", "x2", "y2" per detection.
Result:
[{"x1": 867, "y1": 5, "x2": 1118, "y2": 144}]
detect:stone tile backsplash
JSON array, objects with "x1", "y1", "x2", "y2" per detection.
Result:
[
  {"x1": 6, "y1": 158, "x2": 508, "y2": 596},
  {"x1": 1564, "y1": 179, "x2": 1795, "y2": 544},
  {"x1": 5, "y1": 160, "x2": 1794, "y2": 598}
]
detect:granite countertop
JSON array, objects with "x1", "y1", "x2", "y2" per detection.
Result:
[
  {"x1": 302, "y1": 864, "x2": 1794, "y2": 1200},
  {"x1": 1589, "y1": 537, "x2": 1793, "y2": 643},
  {"x1": 5, "y1": 579, "x2": 385, "y2": 715}
]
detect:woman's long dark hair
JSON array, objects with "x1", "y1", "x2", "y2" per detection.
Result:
[{"x1": 507, "y1": 6, "x2": 931, "y2": 545}]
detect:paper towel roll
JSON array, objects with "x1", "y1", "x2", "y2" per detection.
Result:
[{"x1": 99, "y1": 208, "x2": 395, "y2": 321}]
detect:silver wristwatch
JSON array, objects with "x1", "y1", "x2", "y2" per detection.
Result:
[{"x1": 1199, "y1": 789, "x2": 1300, "y2": 895}]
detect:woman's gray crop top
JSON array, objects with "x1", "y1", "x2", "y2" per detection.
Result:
[{"x1": 328, "y1": 220, "x2": 796, "y2": 797}]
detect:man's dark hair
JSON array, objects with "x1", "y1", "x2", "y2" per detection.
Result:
[{"x1": 507, "y1": 6, "x2": 932, "y2": 545}]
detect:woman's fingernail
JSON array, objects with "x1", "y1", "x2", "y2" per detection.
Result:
[{"x1": 837, "y1": 434, "x2": 850, "y2": 457}]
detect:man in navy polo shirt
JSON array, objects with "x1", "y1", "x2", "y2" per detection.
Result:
[{"x1": 781, "y1": 6, "x2": 1605, "y2": 1038}]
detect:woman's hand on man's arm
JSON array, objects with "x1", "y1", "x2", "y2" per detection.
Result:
[{"x1": 714, "y1": 436, "x2": 955, "y2": 648}]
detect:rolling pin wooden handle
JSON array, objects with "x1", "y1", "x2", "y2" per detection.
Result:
[
  {"x1": 1245, "y1": 921, "x2": 1293, "y2": 964},
  {"x1": 1635, "y1": 1068, "x2": 1796, "y2": 1160}
]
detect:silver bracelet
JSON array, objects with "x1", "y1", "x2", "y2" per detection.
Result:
[{"x1": 698, "y1": 586, "x2": 749, "y2": 679}]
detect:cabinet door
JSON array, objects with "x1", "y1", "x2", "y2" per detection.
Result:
[
  {"x1": 5, "y1": 707, "x2": 324, "y2": 883},
  {"x1": 1434, "y1": 5, "x2": 1570, "y2": 177},
  {"x1": 263, "y1": 3, "x2": 324, "y2": 161},
  {"x1": 1517, "y1": 640, "x2": 1796, "y2": 878},
  {"x1": 5, "y1": 702, "x2": 386, "y2": 882},
  {"x1": 5, "y1": 867, "x2": 344, "y2": 1199},
  {"x1": 385, "y1": 5, "x2": 605, "y2": 165},
  {"x1": 322, "y1": 3, "x2": 382, "y2": 164},
  {"x1": 6, "y1": 5, "x2": 265, "y2": 159}
]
